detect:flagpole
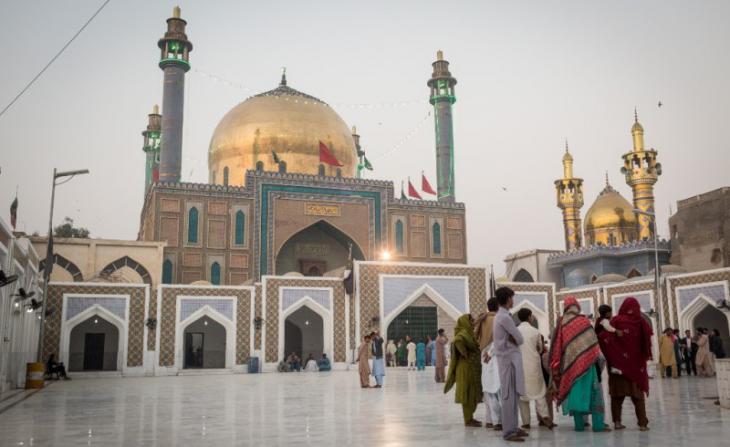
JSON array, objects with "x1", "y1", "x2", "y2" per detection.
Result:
[
  {"x1": 36, "y1": 167, "x2": 89, "y2": 362},
  {"x1": 37, "y1": 168, "x2": 57, "y2": 362}
]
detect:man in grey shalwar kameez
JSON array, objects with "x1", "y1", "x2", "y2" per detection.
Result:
[{"x1": 493, "y1": 287, "x2": 528, "y2": 442}]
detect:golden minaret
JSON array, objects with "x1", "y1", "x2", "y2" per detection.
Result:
[
  {"x1": 621, "y1": 109, "x2": 662, "y2": 240},
  {"x1": 555, "y1": 141, "x2": 584, "y2": 250}
]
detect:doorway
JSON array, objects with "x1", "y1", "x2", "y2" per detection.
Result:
[
  {"x1": 83, "y1": 333, "x2": 105, "y2": 370},
  {"x1": 185, "y1": 332, "x2": 204, "y2": 368}
]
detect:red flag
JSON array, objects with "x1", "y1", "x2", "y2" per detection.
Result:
[
  {"x1": 408, "y1": 178, "x2": 422, "y2": 199},
  {"x1": 319, "y1": 141, "x2": 343, "y2": 167},
  {"x1": 421, "y1": 173, "x2": 436, "y2": 195}
]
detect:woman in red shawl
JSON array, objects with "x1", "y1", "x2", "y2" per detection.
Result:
[
  {"x1": 603, "y1": 297, "x2": 652, "y2": 431},
  {"x1": 549, "y1": 297, "x2": 609, "y2": 432}
]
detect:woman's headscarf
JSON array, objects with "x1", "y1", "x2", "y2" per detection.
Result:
[
  {"x1": 606, "y1": 297, "x2": 653, "y2": 394},
  {"x1": 549, "y1": 297, "x2": 600, "y2": 404},
  {"x1": 443, "y1": 314, "x2": 480, "y2": 394}
]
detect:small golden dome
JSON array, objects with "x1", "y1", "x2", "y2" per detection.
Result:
[
  {"x1": 208, "y1": 80, "x2": 356, "y2": 185},
  {"x1": 584, "y1": 183, "x2": 638, "y2": 246},
  {"x1": 631, "y1": 121, "x2": 644, "y2": 133}
]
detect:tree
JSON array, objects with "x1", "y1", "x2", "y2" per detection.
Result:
[{"x1": 53, "y1": 217, "x2": 90, "y2": 238}]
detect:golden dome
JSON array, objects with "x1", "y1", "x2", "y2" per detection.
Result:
[
  {"x1": 208, "y1": 78, "x2": 356, "y2": 185},
  {"x1": 584, "y1": 182, "x2": 638, "y2": 246}
]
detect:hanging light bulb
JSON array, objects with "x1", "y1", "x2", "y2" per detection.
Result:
[
  {"x1": 204, "y1": 320, "x2": 208, "y2": 326},
  {"x1": 94, "y1": 318, "x2": 98, "y2": 324}
]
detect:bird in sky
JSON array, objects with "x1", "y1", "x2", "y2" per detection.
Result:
[{"x1": 658, "y1": 101, "x2": 663, "y2": 108}]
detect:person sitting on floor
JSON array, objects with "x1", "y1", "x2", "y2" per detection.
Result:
[
  {"x1": 287, "y1": 353, "x2": 302, "y2": 372},
  {"x1": 277, "y1": 360, "x2": 291, "y2": 372},
  {"x1": 318, "y1": 354, "x2": 332, "y2": 371},
  {"x1": 304, "y1": 354, "x2": 318, "y2": 372},
  {"x1": 46, "y1": 354, "x2": 70, "y2": 380}
]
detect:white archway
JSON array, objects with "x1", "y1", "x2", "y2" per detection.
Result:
[
  {"x1": 60, "y1": 304, "x2": 127, "y2": 373},
  {"x1": 279, "y1": 296, "x2": 334, "y2": 363},
  {"x1": 175, "y1": 305, "x2": 236, "y2": 370},
  {"x1": 382, "y1": 284, "x2": 464, "y2": 333},
  {"x1": 680, "y1": 294, "x2": 730, "y2": 335},
  {"x1": 512, "y1": 300, "x2": 549, "y2": 339}
]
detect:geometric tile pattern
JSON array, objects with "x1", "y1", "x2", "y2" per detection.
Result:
[
  {"x1": 147, "y1": 294, "x2": 157, "y2": 351},
  {"x1": 556, "y1": 288, "x2": 601, "y2": 327},
  {"x1": 605, "y1": 280, "x2": 660, "y2": 330},
  {"x1": 503, "y1": 283, "x2": 555, "y2": 332},
  {"x1": 65, "y1": 296, "x2": 127, "y2": 321},
  {"x1": 382, "y1": 276, "x2": 467, "y2": 320},
  {"x1": 677, "y1": 284, "x2": 727, "y2": 312},
  {"x1": 668, "y1": 269, "x2": 730, "y2": 329},
  {"x1": 254, "y1": 283, "x2": 262, "y2": 350},
  {"x1": 264, "y1": 277, "x2": 346, "y2": 363},
  {"x1": 282, "y1": 288, "x2": 331, "y2": 312},
  {"x1": 159, "y1": 286, "x2": 252, "y2": 367},
  {"x1": 179, "y1": 298, "x2": 234, "y2": 322},
  {"x1": 44, "y1": 283, "x2": 147, "y2": 368},
  {"x1": 358, "y1": 263, "x2": 487, "y2": 341}
]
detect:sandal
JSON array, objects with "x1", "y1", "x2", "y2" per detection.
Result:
[
  {"x1": 639, "y1": 426, "x2": 649, "y2": 431},
  {"x1": 614, "y1": 423, "x2": 626, "y2": 430},
  {"x1": 464, "y1": 419, "x2": 482, "y2": 427},
  {"x1": 504, "y1": 434, "x2": 525, "y2": 442}
]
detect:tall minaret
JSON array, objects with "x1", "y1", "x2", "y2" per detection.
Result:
[
  {"x1": 142, "y1": 105, "x2": 162, "y2": 191},
  {"x1": 157, "y1": 6, "x2": 192, "y2": 183},
  {"x1": 621, "y1": 109, "x2": 662, "y2": 240},
  {"x1": 555, "y1": 142, "x2": 584, "y2": 251},
  {"x1": 427, "y1": 50, "x2": 457, "y2": 203}
]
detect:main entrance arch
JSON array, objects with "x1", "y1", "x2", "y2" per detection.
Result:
[{"x1": 275, "y1": 220, "x2": 365, "y2": 276}]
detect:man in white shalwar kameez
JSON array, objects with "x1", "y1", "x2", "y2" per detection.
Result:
[
  {"x1": 477, "y1": 298, "x2": 502, "y2": 430},
  {"x1": 516, "y1": 308, "x2": 553, "y2": 429}
]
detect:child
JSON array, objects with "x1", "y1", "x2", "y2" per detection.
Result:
[
  {"x1": 595, "y1": 304, "x2": 622, "y2": 376},
  {"x1": 357, "y1": 335, "x2": 372, "y2": 388},
  {"x1": 406, "y1": 339, "x2": 417, "y2": 370},
  {"x1": 596, "y1": 304, "x2": 623, "y2": 337}
]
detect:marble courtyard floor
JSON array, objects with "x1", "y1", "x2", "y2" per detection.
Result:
[{"x1": 0, "y1": 369, "x2": 728, "y2": 446}]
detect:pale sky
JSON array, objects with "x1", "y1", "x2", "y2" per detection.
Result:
[{"x1": 1, "y1": 0, "x2": 729, "y2": 274}]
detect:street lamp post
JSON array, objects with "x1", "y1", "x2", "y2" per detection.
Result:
[
  {"x1": 634, "y1": 208, "x2": 661, "y2": 313},
  {"x1": 37, "y1": 168, "x2": 89, "y2": 362}
]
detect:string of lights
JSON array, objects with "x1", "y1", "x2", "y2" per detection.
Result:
[
  {"x1": 373, "y1": 110, "x2": 432, "y2": 158},
  {"x1": 194, "y1": 68, "x2": 424, "y2": 110}
]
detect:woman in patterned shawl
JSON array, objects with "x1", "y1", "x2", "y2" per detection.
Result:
[
  {"x1": 549, "y1": 297, "x2": 609, "y2": 432},
  {"x1": 444, "y1": 314, "x2": 483, "y2": 427}
]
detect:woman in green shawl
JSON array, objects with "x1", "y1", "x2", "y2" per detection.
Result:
[
  {"x1": 396, "y1": 339, "x2": 407, "y2": 366},
  {"x1": 444, "y1": 314, "x2": 483, "y2": 427}
]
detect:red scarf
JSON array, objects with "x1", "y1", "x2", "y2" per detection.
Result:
[
  {"x1": 549, "y1": 297, "x2": 600, "y2": 404},
  {"x1": 605, "y1": 297, "x2": 653, "y2": 395}
]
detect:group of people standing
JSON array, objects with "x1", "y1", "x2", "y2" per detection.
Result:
[
  {"x1": 385, "y1": 335, "x2": 445, "y2": 370},
  {"x1": 446, "y1": 287, "x2": 654, "y2": 442},
  {"x1": 357, "y1": 329, "x2": 451, "y2": 388},
  {"x1": 659, "y1": 326, "x2": 725, "y2": 378}
]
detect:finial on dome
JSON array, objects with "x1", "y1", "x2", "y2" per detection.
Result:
[
  {"x1": 173, "y1": 6, "x2": 181, "y2": 18},
  {"x1": 437, "y1": 50, "x2": 444, "y2": 61},
  {"x1": 280, "y1": 66, "x2": 287, "y2": 86},
  {"x1": 634, "y1": 107, "x2": 638, "y2": 123},
  {"x1": 152, "y1": 104, "x2": 159, "y2": 114},
  {"x1": 565, "y1": 139, "x2": 569, "y2": 153},
  {"x1": 605, "y1": 171, "x2": 610, "y2": 186}
]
